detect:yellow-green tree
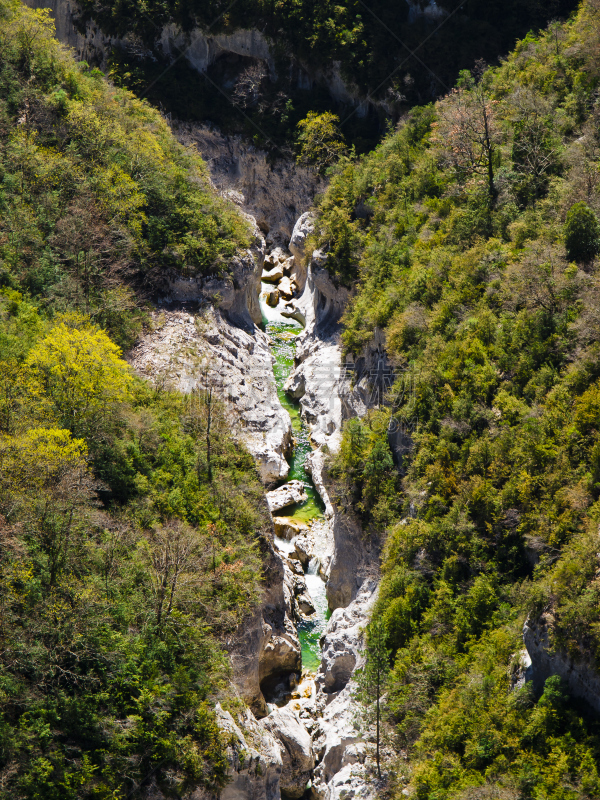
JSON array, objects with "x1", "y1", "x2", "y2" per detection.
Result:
[
  {"x1": 26, "y1": 317, "x2": 133, "y2": 439},
  {"x1": 296, "y1": 111, "x2": 347, "y2": 173}
]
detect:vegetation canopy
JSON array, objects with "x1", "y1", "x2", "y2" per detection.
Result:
[{"x1": 319, "y1": 1, "x2": 600, "y2": 796}]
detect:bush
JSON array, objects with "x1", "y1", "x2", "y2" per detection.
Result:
[{"x1": 564, "y1": 201, "x2": 600, "y2": 264}]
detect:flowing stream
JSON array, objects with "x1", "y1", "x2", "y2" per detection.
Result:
[{"x1": 259, "y1": 282, "x2": 330, "y2": 672}]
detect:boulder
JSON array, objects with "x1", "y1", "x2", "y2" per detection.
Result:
[
  {"x1": 291, "y1": 534, "x2": 312, "y2": 568},
  {"x1": 274, "y1": 516, "x2": 308, "y2": 540},
  {"x1": 297, "y1": 592, "x2": 316, "y2": 616},
  {"x1": 262, "y1": 264, "x2": 285, "y2": 282},
  {"x1": 288, "y1": 558, "x2": 305, "y2": 576},
  {"x1": 265, "y1": 287, "x2": 280, "y2": 307},
  {"x1": 261, "y1": 705, "x2": 315, "y2": 800},
  {"x1": 266, "y1": 246, "x2": 288, "y2": 265},
  {"x1": 281, "y1": 303, "x2": 306, "y2": 326},
  {"x1": 284, "y1": 371, "x2": 306, "y2": 400},
  {"x1": 279, "y1": 275, "x2": 296, "y2": 299},
  {"x1": 267, "y1": 481, "x2": 308, "y2": 513}
]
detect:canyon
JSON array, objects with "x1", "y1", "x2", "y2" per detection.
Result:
[{"x1": 123, "y1": 124, "x2": 387, "y2": 798}]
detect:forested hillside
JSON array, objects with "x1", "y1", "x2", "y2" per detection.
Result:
[
  {"x1": 315, "y1": 1, "x2": 600, "y2": 796},
  {"x1": 0, "y1": 2, "x2": 267, "y2": 797}
]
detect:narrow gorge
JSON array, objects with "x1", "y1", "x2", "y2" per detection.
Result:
[{"x1": 127, "y1": 131, "x2": 385, "y2": 799}]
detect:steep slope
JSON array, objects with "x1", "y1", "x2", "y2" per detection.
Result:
[
  {"x1": 0, "y1": 3, "x2": 295, "y2": 798},
  {"x1": 309, "y1": 1, "x2": 600, "y2": 796},
  {"x1": 27, "y1": 0, "x2": 579, "y2": 150}
]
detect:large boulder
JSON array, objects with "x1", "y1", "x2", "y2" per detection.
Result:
[
  {"x1": 274, "y1": 516, "x2": 308, "y2": 541},
  {"x1": 267, "y1": 481, "x2": 308, "y2": 513},
  {"x1": 284, "y1": 370, "x2": 306, "y2": 400},
  {"x1": 289, "y1": 212, "x2": 315, "y2": 292},
  {"x1": 263, "y1": 264, "x2": 285, "y2": 282},
  {"x1": 279, "y1": 275, "x2": 296, "y2": 299},
  {"x1": 261, "y1": 705, "x2": 315, "y2": 799},
  {"x1": 265, "y1": 287, "x2": 280, "y2": 307}
]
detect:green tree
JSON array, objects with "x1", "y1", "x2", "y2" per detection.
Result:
[
  {"x1": 355, "y1": 617, "x2": 391, "y2": 779},
  {"x1": 296, "y1": 111, "x2": 347, "y2": 173},
  {"x1": 564, "y1": 201, "x2": 600, "y2": 264}
]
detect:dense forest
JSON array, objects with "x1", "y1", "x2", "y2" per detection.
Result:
[
  {"x1": 317, "y1": 0, "x2": 600, "y2": 796},
  {"x1": 0, "y1": 2, "x2": 267, "y2": 797}
]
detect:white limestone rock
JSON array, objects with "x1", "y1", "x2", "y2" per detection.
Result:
[
  {"x1": 284, "y1": 370, "x2": 306, "y2": 400},
  {"x1": 128, "y1": 306, "x2": 292, "y2": 486},
  {"x1": 279, "y1": 275, "x2": 296, "y2": 299},
  {"x1": 317, "y1": 580, "x2": 378, "y2": 695},
  {"x1": 262, "y1": 264, "x2": 284, "y2": 282},
  {"x1": 261, "y1": 705, "x2": 315, "y2": 800},
  {"x1": 266, "y1": 480, "x2": 308, "y2": 512},
  {"x1": 215, "y1": 704, "x2": 283, "y2": 800},
  {"x1": 289, "y1": 212, "x2": 315, "y2": 292}
]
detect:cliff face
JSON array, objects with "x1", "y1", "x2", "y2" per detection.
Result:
[
  {"x1": 24, "y1": 0, "x2": 368, "y2": 110},
  {"x1": 25, "y1": 0, "x2": 120, "y2": 69},
  {"x1": 524, "y1": 616, "x2": 600, "y2": 714},
  {"x1": 175, "y1": 124, "x2": 324, "y2": 251}
]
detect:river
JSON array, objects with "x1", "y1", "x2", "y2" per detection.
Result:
[{"x1": 259, "y1": 284, "x2": 330, "y2": 673}]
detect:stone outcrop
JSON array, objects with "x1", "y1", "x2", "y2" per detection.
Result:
[
  {"x1": 25, "y1": 0, "x2": 122, "y2": 69},
  {"x1": 227, "y1": 533, "x2": 301, "y2": 718},
  {"x1": 317, "y1": 580, "x2": 378, "y2": 696},
  {"x1": 288, "y1": 212, "x2": 315, "y2": 292},
  {"x1": 327, "y1": 511, "x2": 380, "y2": 613},
  {"x1": 261, "y1": 706, "x2": 315, "y2": 799},
  {"x1": 312, "y1": 581, "x2": 379, "y2": 800},
  {"x1": 177, "y1": 123, "x2": 323, "y2": 250},
  {"x1": 263, "y1": 264, "x2": 285, "y2": 283},
  {"x1": 274, "y1": 517, "x2": 309, "y2": 541},
  {"x1": 128, "y1": 306, "x2": 292, "y2": 486},
  {"x1": 215, "y1": 704, "x2": 283, "y2": 800},
  {"x1": 523, "y1": 616, "x2": 600, "y2": 713},
  {"x1": 266, "y1": 481, "x2": 308, "y2": 513},
  {"x1": 157, "y1": 211, "x2": 265, "y2": 329}
]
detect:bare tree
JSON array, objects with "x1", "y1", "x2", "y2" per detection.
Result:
[
  {"x1": 504, "y1": 242, "x2": 584, "y2": 319},
  {"x1": 145, "y1": 520, "x2": 205, "y2": 631},
  {"x1": 232, "y1": 62, "x2": 268, "y2": 109},
  {"x1": 434, "y1": 67, "x2": 500, "y2": 204}
]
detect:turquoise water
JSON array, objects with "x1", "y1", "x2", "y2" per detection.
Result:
[
  {"x1": 259, "y1": 286, "x2": 328, "y2": 671},
  {"x1": 267, "y1": 322, "x2": 325, "y2": 522}
]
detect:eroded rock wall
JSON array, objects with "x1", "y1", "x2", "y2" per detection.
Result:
[
  {"x1": 24, "y1": 0, "x2": 370, "y2": 112},
  {"x1": 524, "y1": 616, "x2": 600, "y2": 714},
  {"x1": 175, "y1": 125, "x2": 323, "y2": 251}
]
